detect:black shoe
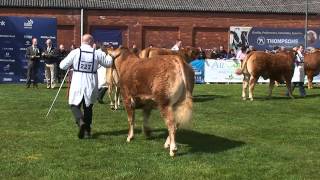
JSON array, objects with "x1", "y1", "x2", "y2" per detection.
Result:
[
  {"x1": 33, "y1": 84, "x2": 38, "y2": 88},
  {"x1": 78, "y1": 124, "x2": 86, "y2": 139},
  {"x1": 26, "y1": 84, "x2": 31, "y2": 88},
  {"x1": 84, "y1": 127, "x2": 91, "y2": 139},
  {"x1": 98, "y1": 99, "x2": 104, "y2": 104}
]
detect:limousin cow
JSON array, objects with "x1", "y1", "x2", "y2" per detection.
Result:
[
  {"x1": 110, "y1": 47, "x2": 193, "y2": 157},
  {"x1": 304, "y1": 51, "x2": 320, "y2": 89},
  {"x1": 238, "y1": 51, "x2": 296, "y2": 100},
  {"x1": 139, "y1": 47, "x2": 197, "y2": 93}
]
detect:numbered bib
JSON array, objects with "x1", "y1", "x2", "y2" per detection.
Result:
[{"x1": 75, "y1": 48, "x2": 96, "y2": 74}]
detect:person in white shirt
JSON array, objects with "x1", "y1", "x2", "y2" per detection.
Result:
[
  {"x1": 59, "y1": 34, "x2": 113, "y2": 139},
  {"x1": 171, "y1": 39, "x2": 182, "y2": 51},
  {"x1": 95, "y1": 42, "x2": 108, "y2": 104},
  {"x1": 290, "y1": 45, "x2": 306, "y2": 97}
]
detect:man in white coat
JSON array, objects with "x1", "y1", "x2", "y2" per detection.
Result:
[
  {"x1": 60, "y1": 34, "x2": 113, "y2": 139},
  {"x1": 291, "y1": 45, "x2": 306, "y2": 97}
]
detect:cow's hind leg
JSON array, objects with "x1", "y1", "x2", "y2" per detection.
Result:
[
  {"x1": 249, "y1": 76, "x2": 257, "y2": 101},
  {"x1": 307, "y1": 73, "x2": 314, "y2": 89},
  {"x1": 124, "y1": 99, "x2": 135, "y2": 142},
  {"x1": 143, "y1": 108, "x2": 152, "y2": 138},
  {"x1": 268, "y1": 79, "x2": 275, "y2": 99},
  {"x1": 285, "y1": 77, "x2": 294, "y2": 99},
  {"x1": 242, "y1": 75, "x2": 249, "y2": 100},
  {"x1": 161, "y1": 106, "x2": 177, "y2": 157}
]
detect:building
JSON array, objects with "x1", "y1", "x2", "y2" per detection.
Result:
[{"x1": 1, "y1": 0, "x2": 320, "y2": 50}]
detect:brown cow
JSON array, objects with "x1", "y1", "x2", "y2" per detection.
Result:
[
  {"x1": 239, "y1": 51, "x2": 295, "y2": 101},
  {"x1": 139, "y1": 47, "x2": 197, "y2": 93},
  {"x1": 304, "y1": 51, "x2": 320, "y2": 89},
  {"x1": 110, "y1": 47, "x2": 193, "y2": 157}
]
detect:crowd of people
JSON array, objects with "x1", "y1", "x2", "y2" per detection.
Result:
[{"x1": 25, "y1": 38, "x2": 72, "y2": 88}]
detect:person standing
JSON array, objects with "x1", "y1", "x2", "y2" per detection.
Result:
[
  {"x1": 56, "y1": 44, "x2": 68, "y2": 83},
  {"x1": 171, "y1": 39, "x2": 182, "y2": 51},
  {"x1": 95, "y1": 43, "x2": 109, "y2": 104},
  {"x1": 59, "y1": 34, "x2": 113, "y2": 139},
  {"x1": 291, "y1": 45, "x2": 306, "y2": 97},
  {"x1": 43, "y1": 39, "x2": 57, "y2": 89},
  {"x1": 216, "y1": 45, "x2": 228, "y2": 59},
  {"x1": 25, "y1": 38, "x2": 42, "y2": 88}
]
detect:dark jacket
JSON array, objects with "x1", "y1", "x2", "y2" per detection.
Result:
[
  {"x1": 43, "y1": 46, "x2": 58, "y2": 64},
  {"x1": 216, "y1": 50, "x2": 228, "y2": 59},
  {"x1": 25, "y1": 46, "x2": 42, "y2": 63},
  {"x1": 56, "y1": 49, "x2": 68, "y2": 64}
]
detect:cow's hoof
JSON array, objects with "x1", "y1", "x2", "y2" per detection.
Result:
[
  {"x1": 242, "y1": 97, "x2": 247, "y2": 101},
  {"x1": 249, "y1": 98, "x2": 254, "y2": 101},
  {"x1": 164, "y1": 142, "x2": 170, "y2": 149},
  {"x1": 169, "y1": 148, "x2": 177, "y2": 157},
  {"x1": 126, "y1": 136, "x2": 134, "y2": 142}
]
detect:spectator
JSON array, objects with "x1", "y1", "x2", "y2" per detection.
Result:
[
  {"x1": 70, "y1": 44, "x2": 76, "y2": 51},
  {"x1": 216, "y1": 45, "x2": 228, "y2": 59},
  {"x1": 198, "y1": 47, "x2": 206, "y2": 60},
  {"x1": 42, "y1": 39, "x2": 57, "y2": 89},
  {"x1": 236, "y1": 46, "x2": 247, "y2": 62},
  {"x1": 25, "y1": 38, "x2": 42, "y2": 88},
  {"x1": 171, "y1": 39, "x2": 182, "y2": 51},
  {"x1": 56, "y1": 44, "x2": 68, "y2": 83},
  {"x1": 131, "y1": 43, "x2": 139, "y2": 55},
  {"x1": 226, "y1": 49, "x2": 236, "y2": 59},
  {"x1": 210, "y1": 47, "x2": 218, "y2": 59}
]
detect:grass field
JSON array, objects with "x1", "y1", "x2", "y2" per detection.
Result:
[{"x1": 0, "y1": 84, "x2": 320, "y2": 179}]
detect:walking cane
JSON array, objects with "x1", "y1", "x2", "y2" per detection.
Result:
[{"x1": 45, "y1": 68, "x2": 70, "y2": 118}]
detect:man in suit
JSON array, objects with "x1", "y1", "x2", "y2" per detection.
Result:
[
  {"x1": 25, "y1": 38, "x2": 42, "y2": 88},
  {"x1": 56, "y1": 44, "x2": 68, "y2": 83},
  {"x1": 42, "y1": 39, "x2": 57, "y2": 89}
]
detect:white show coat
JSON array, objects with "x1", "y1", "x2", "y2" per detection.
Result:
[
  {"x1": 171, "y1": 45, "x2": 180, "y2": 51},
  {"x1": 292, "y1": 51, "x2": 305, "y2": 83},
  {"x1": 96, "y1": 49, "x2": 108, "y2": 89},
  {"x1": 60, "y1": 44, "x2": 113, "y2": 107}
]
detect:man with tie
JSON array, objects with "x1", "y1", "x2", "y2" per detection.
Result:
[
  {"x1": 43, "y1": 39, "x2": 58, "y2": 89},
  {"x1": 25, "y1": 38, "x2": 42, "y2": 88}
]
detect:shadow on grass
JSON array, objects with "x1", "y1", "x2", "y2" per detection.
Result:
[
  {"x1": 193, "y1": 95, "x2": 228, "y2": 103},
  {"x1": 92, "y1": 128, "x2": 245, "y2": 155}
]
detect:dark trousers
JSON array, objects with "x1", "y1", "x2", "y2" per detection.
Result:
[
  {"x1": 56, "y1": 62, "x2": 65, "y2": 83},
  {"x1": 292, "y1": 82, "x2": 306, "y2": 97},
  {"x1": 26, "y1": 61, "x2": 39, "y2": 85},
  {"x1": 97, "y1": 87, "x2": 107, "y2": 101},
  {"x1": 70, "y1": 98, "x2": 93, "y2": 129}
]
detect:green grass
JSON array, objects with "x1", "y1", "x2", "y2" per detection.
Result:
[{"x1": 0, "y1": 84, "x2": 320, "y2": 179}]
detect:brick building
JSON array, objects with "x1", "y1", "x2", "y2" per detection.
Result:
[{"x1": 1, "y1": 0, "x2": 320, "y2": 50}]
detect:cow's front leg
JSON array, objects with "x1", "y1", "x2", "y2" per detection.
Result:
[
  {"x1": 268, "y1": 80, "x2": 275, "y2": 99},
  {"x1": 285, "y1": 79, "x2": 294, "y2": 99},
  {"x1": 249, "y1": 77, "x2": 257, "y2": 101}
]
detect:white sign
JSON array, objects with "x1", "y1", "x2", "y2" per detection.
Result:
[{"x1": 204, "y1": 59, "x2": 269, "y2": 83}]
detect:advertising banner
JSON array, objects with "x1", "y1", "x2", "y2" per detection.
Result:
[
  {"x1": 190, "y1": 59, "x2": 205, "y2": 84},
  {"x1": 92, "y1": 28, "x2": 122, "y2": 48},
  {"x1": 0, "y1": 16, "x2": 57, "y2": 83},
  {"x1": 230, "y1": 26, "x2": 320, "y2": 51},
  {"x1": 204, "y1": 59, "x2": 269, "y2": 83}
]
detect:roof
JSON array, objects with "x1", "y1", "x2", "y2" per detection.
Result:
[{"x1": 0, "y1": 0, "x2": 319, "y2": 14}]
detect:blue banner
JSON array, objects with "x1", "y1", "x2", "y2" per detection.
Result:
[
  {"x1": 92, "y1": 28, "x2": 122, "y2": 48},
  {"x1": 248, "y1": 28, "x2": 320, "y2": 50},
  {"x1": 190, "y1": 59, "x2": 205, "y2": 84},
  {"x1": 0, "y1": 16, "x2": 57, "y2": 83}
]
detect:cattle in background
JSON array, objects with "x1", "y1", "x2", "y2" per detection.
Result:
[
  {"x1": 110, "y1": 47, "x2": 193, "y2": 157},
  {"x1": 304, "y1": 51, "x2": 320, "y2": 89},
  {"x1": 238, "y1": 51, "x2": 296, "y2": 101},
  {"x1": 106, "y1": 67, "x2": 120, "y2": 110},
  {"x1": 139, "y1": 47, "x2": 198, "y2": 93}
]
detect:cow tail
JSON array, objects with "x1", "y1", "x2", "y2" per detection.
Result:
[
  {"x1": 241, "y1": 53, "x2": 253, "y2": 74},
  {"x1": 173, "y1": 58, "x2": 193, "y2": 128}
]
